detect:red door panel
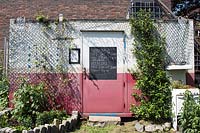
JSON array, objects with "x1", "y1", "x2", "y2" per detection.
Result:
[{"x1": 82, "y1": 32, "x2": 125, "y2": 113}]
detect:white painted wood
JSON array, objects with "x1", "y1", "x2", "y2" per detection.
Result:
[
  {"x1": 166, "y1": 65, "x2": 192, "y2": 70},
  {"x1": 82, "y1": 31, "x2": 125, "y2": 73}
]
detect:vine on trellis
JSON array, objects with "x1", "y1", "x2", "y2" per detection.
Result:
[{"x1": 130, "y1": 10, "x2": 172, "y2": 122}]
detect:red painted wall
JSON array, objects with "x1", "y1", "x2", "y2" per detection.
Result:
[
  {"x1": 9, "y1": 73, "x2": 83, "y2": 114},
  {"x1": 186, "y1": 72, "x2": 195, "y2": 87},
  {"x1": 9, "y1": 73, "x2": 137, "y2": 115}
]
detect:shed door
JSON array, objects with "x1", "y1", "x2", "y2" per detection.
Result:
[{"x1": 82, "y1": 32, "x2": 125, "y2": 113}]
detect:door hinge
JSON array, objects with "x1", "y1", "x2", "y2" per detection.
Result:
[
  {"x1": 124, "y1": 103, "x2": 126, "y2": 108},
  {"x1": 123, "y1": 82, "x2": 125, "y2": 87}
]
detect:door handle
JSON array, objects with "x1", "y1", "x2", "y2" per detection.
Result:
[{"x1": 83, "y1": 67, "x2": 87, "y2": 79}]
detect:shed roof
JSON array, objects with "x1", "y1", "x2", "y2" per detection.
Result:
[{"x1": 0, "y1": 0, "x2": 130, "y2": 20}]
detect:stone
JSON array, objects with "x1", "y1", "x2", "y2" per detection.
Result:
[
  {"x1": 89, "y1": 116, "x2": 120, "y2": 123},
  {"x1": 59, "y1": 124, "x2": 65, "y2": 133},
  {"x1": 0, "y1": 127, "x2": 10, "y2": 132},
  {"x1": 66, "y1": 118, "x2": 72, "y2": 123},
  {"x1": 40, "y1": 125, "x2": 47, "y2": 133},
  {"x1": 135, "y1": 122, "x2": 144, "y2": 132},
  {"x1": 170, "y1": 128, "x2": 176, "y2": 133},
  {"x1": 10, "y1": 129, "x2": 18, "y2": 133},
  {"x1": 45, "y1": 124, "x2": 51, "y2": 133},
  {"x1": 71, "y1": 117, "x2": 78, "y2": 123},
  {"x1": 62, "y1": 120, "x2": 70, "y2": 129},
  {"x1": 51, "y1": 124, "x2": 59, "y2": 133},
  {"x1": 65, "y1": 118, "x2": 72, "y2": 131},
  {"x1": 139, "y1": 120, "x2": 145, "y2": 124},
  {"x1": 5, "y1": 127, "x2": 12, "y2": 133},
  {"x1": 53, "y1": 119, "x2": 60, "y2": 128},
  {"x1": 164, "y1": 127, "x2": 170, "y2": 132},
  {"x1": 164, "y1": 122, "x2": 171, "y2": 128},
  {"x1": 155, "y1": 125, "x2": 164, "y2": 131},
  {"x1": 22, "y1": 130, "x2": 28, "y2": 133},
  {"x1": 162, "y1": 122, "x2": 171, "y2": 132},
  {"x1": 88, "y1": 116, "x2": 120, "y2": 127},
  {"x1": 72, "y1": 111, "x2": 79, "y2": 118},
  {"x1": 5, "y1": 108, "x2": 13, "y2": 111},
  {"x1": 87, "y1": 122, "x2": 95, "y2": 127},
  {"x1": 1, "y1": 109, "x2": 11, "y2": 114},
  {"x1": 94, "y1": 122, "x2": 106, "y2": 127},
  {"x1": 145, "y1": 124, "x2": 156, "y2": 132},
  {"x1": 33, "y1": 127, "x2": 40, "y2": 133},
  {"x1": 69, "y1": 119, "x2": 76, "y2": 131},
  {"x1": 71, "y1": 117, "x2": 78, "y2": 127},
  {"x1": 27, "y1": 130, "x2": 34, "y2": 133}
]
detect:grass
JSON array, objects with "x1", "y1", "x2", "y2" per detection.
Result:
[{"x1": 74, "y1": 120, "x2": 117, "y2": 133}]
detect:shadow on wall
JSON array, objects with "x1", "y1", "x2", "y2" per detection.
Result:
[
  {"x1": 9, "y1": 73, "x2": 82, "y2": 114},
  {"x1": 186, "y1": 72, "x2": 195, "y2": 87}
]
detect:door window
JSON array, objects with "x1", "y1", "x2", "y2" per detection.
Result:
[{"x1": 89, "y1": 47, "x2": 117, "y2": 80}]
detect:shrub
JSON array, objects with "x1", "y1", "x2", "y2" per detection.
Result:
[
  {"x1": 130, "y1": 10, "x2": 172, "y2": 122},
  {"x1": 172, "y1": 80, "x2": 191, "y2": 89},
  {"x1": 0, "y1": 77, "x2": 9, "y2": 111},
  {"x1": 12, "y1": 80, "x2": 48, "y2": 128},
  {"x1": 17, "y1": 116, "x2": 33, "y2": 129},
  {"x1": 0, "y1": 112, "x2": 9, "y2": 127},
  {"x1": 179, "y1": 90, "x2": 200, "y2": 132},
  {"x1": 36, "y1": 110, "x2": 68, "y2": 126},
  {"x1": 15, "y1": 125, "x2": 30, "y2": 132}
]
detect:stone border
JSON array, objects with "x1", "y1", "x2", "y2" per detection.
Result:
[
  {"x1": 134, "y1": 120, "x2": 175, "y2": 132},
  {"x1": 0, "y1": 111, "x2": 79, "y2": 133},
  {"x1": 0, "y1": 108, "x2": 12, "y2": 117}
]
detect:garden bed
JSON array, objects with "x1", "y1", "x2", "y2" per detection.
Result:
[{"x1": 0, "y1": 110, "x2": 79, "y2": 133}]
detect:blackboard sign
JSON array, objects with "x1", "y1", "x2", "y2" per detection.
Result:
[{"x1": 89, "y1": 47, "x2": 117, "y2": 80}]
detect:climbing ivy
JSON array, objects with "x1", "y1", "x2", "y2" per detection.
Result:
[
  {"x1": 179, "y1": 90, "x2": 200, "y2": 132},
  {"x1": 0, "y1": 66, "x2": 9, "y2": 111},
  {"x1": 130, "y1": 10, "x2": 172, "y2": 122}
]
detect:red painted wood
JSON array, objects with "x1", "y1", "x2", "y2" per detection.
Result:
[
  {"x1": 83, "y1": 73, "x2": 125, "y2": 113},
  {"x1": 9, "y1": 73, "x2": 137, "y2": 116},
  {"x1": 186, "y1": 72, "x2": 195, "y2": 86},
  {"x1": 9, "y1": 73, "x2": 83, "y2": 114},
  {"x1": 127, "y1": 74, "x2": 140, "y2": 111}
]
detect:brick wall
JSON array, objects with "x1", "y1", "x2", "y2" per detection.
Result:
[{"x1": 0, "y1": 0, "x2": 129, "y2": 63}]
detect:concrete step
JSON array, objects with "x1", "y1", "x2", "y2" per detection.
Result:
[{"x1": 88, "y1": 116, "x2": 121, "y2": 127}]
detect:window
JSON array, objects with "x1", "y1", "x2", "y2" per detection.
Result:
[
  {"x1": 89, "y1": 47, "x2": 117, "y2": 80},
  {"x1": 129, "y1": 0, "x2": 163, "y2": 19}
]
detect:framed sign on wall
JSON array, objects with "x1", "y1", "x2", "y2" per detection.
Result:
[{"x1": 69, "y1": 48, "x2": 80, "y2": 64}]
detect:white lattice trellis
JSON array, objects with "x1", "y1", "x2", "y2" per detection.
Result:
[{"x1": 8, "y1": 18, "x2": 193, "y2": 74}]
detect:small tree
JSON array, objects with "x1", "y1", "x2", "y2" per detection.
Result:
[
  {"x1": 179, "y1": 90, "x2": 200, "y2": 132},
  {"x1": 130, "y1": 10, "x2": 172, "y2": 122}
]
